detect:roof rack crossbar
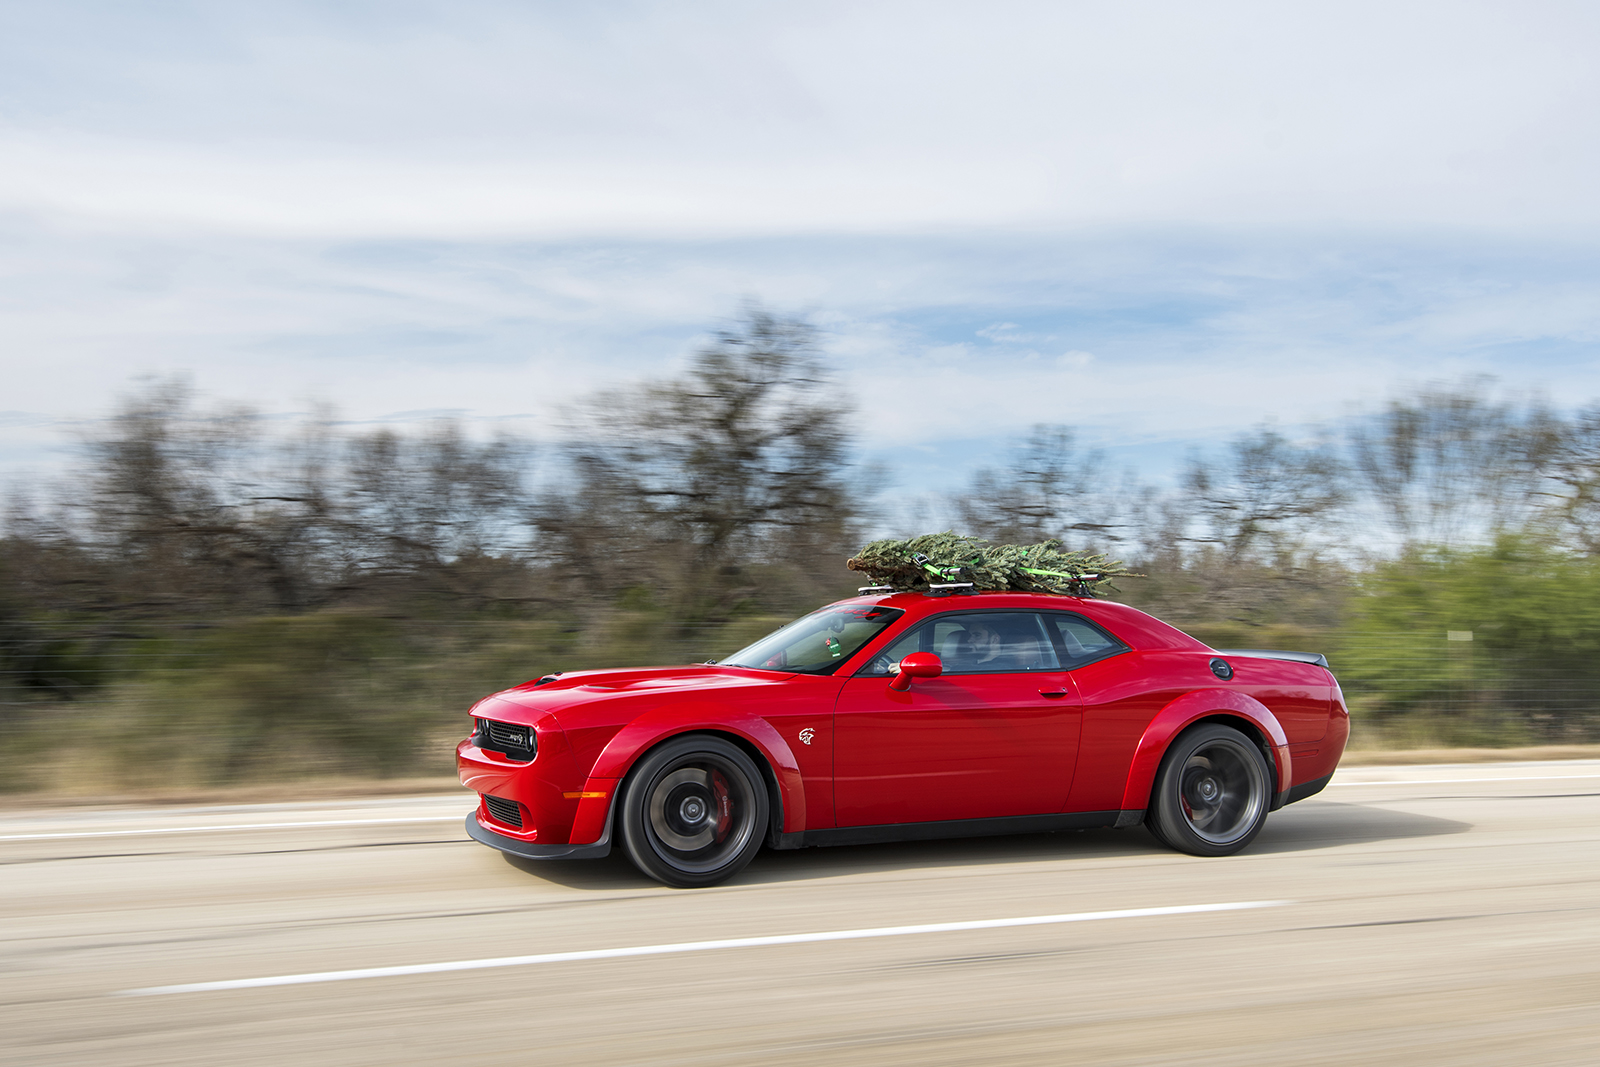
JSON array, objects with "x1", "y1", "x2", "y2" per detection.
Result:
[{"x1": 927, "y1": 582, "x2": 979, "y2": 597}]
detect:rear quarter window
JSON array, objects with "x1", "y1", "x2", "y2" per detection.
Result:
[{"x1": 1046, "y1": 613, "x2": 1127, "y2": 668}]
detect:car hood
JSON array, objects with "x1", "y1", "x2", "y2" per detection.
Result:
[{"x1": 470, "y1": 663, "x2": 801, "y2": 726}]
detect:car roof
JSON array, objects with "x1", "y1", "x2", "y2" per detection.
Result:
[{"x1": 838, "y1": 590, "x2": 1210, "y2": 652}]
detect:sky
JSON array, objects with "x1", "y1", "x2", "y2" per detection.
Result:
[{"x1": 3, "y1": 0, "x2": 1600, "y2": 497}]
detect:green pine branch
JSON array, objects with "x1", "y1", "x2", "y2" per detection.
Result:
[{"x1": 846, "y1": 531, "x2": 1138, "y2": 594}]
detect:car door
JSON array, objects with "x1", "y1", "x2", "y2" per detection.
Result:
[{"x1": 833, "y1": 610, "x2": 1083, "y2": 827}]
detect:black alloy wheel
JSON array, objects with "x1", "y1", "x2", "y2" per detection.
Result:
[
  {"x1": 620, "y1": 735, "x2": 769, "y2": 888},
  {"x1": 1147, "y1": 723, "x2": 1272, "y2": 857}
]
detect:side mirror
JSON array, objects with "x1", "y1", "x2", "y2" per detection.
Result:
[{"x1": 888, "y1": 652, "x2": 943, "y2": 691}]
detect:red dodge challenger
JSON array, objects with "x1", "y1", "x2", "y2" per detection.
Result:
[{"x1": 457, "y1": 589, "x2": 1349, "y2": 886}]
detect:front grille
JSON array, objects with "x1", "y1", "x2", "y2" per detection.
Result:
[
  {"x1": 477, "y1": 718, "x2": 536, "y2": 759},
  {"x1": 482, "y1": 793, "x2": 524, "y2": 829}
]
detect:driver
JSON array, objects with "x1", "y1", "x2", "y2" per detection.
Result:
[
  {"x1": 960, "y1": 618, "x2": 1046, "y2": 670},
  {"x1": 963, "y1": 619, "x2": 1005, "y2": 668}
]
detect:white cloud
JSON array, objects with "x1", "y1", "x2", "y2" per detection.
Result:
[
  {"x1": 1, "y1": 2, "x2": 1598, "y2": 237},
  {"x1": 4, "y1": 2, "x2": 1600, "y2": 489}
]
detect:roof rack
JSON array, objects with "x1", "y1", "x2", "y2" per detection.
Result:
[
  {"x1": 1067, "y1": 573, "x2": 1101, "y2": 597},
  {"x1": 927, "y1": 582, "x2": 979, "y2": 597},
  {"x1": 857, "y1": 585, "x2": 896, "y2": 595}
]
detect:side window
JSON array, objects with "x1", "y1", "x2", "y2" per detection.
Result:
[
  {"x1": 1046, "y1": 614, "x2": 1127, "y2": 668},
  {"x1": 855, "y1": 612, "x2": 1065, "y2": 675},
  {"x1": 933, "y1": 612, "x2": 1062, "y2": 674}
]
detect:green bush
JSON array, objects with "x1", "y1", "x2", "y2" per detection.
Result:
[{"x1": 1338, "y1": 536, "x2": 1600, "y2": 744}]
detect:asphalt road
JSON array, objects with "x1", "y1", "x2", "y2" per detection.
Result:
[{"x1": 4, "y1": 761, "x2": 1598, "y2": 1066}]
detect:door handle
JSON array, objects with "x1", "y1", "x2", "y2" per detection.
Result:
[{"x1": 1038, "y1": 688, "x2": 1069, "y2": 698}]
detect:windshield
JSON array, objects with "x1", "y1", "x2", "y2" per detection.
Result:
[{"x1": 721, "y1": 605, "x2": 905, "y2": 674}]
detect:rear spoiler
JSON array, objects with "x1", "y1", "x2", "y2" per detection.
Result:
[{"x1": 1215, "y1": 648, "x2": 1329, "y2": 669}]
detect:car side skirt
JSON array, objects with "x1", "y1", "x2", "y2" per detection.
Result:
[
  {"x1": 771, "y1": 810, "x2": 1135, "y2": 850},
  {"x1": 464, "y1": 812, "x2": 613, "y2": 860},
  {"x1": 1282, "y1": 772, "x2": 1334, "y2": 806}
]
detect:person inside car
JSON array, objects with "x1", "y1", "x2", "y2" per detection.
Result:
[{"x1": 964, "y1": 619, "x2": 1004, "y2": 668}]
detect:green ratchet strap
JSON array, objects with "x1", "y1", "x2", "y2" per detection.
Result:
[
  {"x1": 1019, "y1": 547, "x2": 1092, "y2": 582},
  {"x1": 912, "y1": 552, "x2": 972, "y2": 581},
  {"x1": 1020, "y1": 566, "x2": 1087, "y2": 580}
]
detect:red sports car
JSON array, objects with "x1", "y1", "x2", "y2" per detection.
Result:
[{"x1": 457, "y1": 589, "x2": 1349, "y2": 887}]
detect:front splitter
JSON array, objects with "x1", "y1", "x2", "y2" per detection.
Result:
[{"x1": 464, "y1": 813, "x2": 613, "y2": 860}]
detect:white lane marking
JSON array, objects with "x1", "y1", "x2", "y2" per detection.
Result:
[
  {"x1": 0, "y1": 816, "x2": 466, "y2": 842},
  {"x1": 119, "y1": 900, "x2": 1286, "y2": 997},
  {"x1": 1331, "y1": 773, "x2": 1600, "y2": 787}
]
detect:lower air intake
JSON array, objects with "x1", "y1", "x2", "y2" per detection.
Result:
[{"x1": 482, "y1": 793, "x2": 524, "y2": 830}]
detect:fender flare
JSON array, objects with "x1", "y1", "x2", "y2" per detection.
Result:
[
  {"x1": 1118, "y1": 688, "x2": 1293, "y2": 813},
  {"x1": 567, "y1": 705, "x2": 806, "y2": 844}
]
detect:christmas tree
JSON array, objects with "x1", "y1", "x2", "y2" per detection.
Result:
[{"x1": 846, "y1": 531, "x2": 1135, "y2": 594}]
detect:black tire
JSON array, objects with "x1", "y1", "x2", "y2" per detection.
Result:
[
  {"x1": 1147, "y1": 723, "x2": 1272, "y2": 857},
  {"x1": 619, "y1": 735, "x2": 769, "y2": 888}
]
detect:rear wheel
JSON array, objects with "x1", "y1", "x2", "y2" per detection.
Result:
[
  {"x1": 1147, "y1": 723, "x2": 1271, "y2": 857},
  {"x1": 619, "y1": 735, "x2": 769, "y2": 888}
]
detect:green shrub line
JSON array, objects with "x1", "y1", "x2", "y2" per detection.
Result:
[{"x1": 8, "y1": 537, "x2": 1600, "y2": 794}]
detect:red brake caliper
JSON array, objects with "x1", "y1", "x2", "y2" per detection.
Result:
[{"x1": 711, "y1": 770, "x2": 732, "y2": 843}]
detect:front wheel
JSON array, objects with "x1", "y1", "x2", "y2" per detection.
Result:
[
  {"x1": 1147, "y1": 723, "x2": 1271, "y2": 857},
  {"x1": 619, "y1": 735, "x2": 769, "y2": 888}
]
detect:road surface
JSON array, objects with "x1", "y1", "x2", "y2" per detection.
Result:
[{"x1": 3, "y1": 761, "x2": 1598, "y2": 1065}]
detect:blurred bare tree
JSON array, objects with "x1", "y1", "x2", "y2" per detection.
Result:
[
  {"x1": 1185, "y1": 428, "x2": 1346, "y2": 566},
  {"x1": 338, "y1": 424, "x2": 530, "y2": 580},
  {"x1": 1543, "y1": 404, "x2": 1600, "y2": 555},
  {"x1": 540, "y1": 307, "x2": 859, "y2": 611},
  {"x1": 1347, "y1": 382, "x2": 1561, "y2": 550},
  {"x1": 1114, "y1": 428, "x2": 1350, "y2": 630},
  {"x1": 67, "y1": 378, "x2": 536, "y2": 615},
  {"x1": 957, "y1": 425, "x2": 1130, "y2": 549},
  {"x1": 80, "y1": 379, "x2": 316, "y2": 613}
]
